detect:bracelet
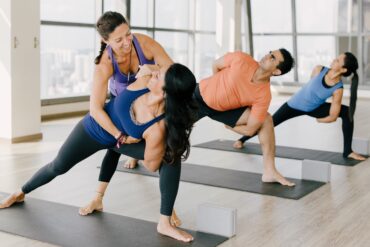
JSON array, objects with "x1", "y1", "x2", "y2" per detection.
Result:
[
  {"x1": 115, "y1": 132, "x2": 123, "y2": 140},
  {"x1": 115, "y1": 134, "x2": 125, "y2": 149},
  {"x1": 122, "y1": 135, "x2": 128, "y2": 143}
]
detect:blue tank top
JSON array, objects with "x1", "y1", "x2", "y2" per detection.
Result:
[
  {"x1": 83, "y1": 88, "x2": 165, "y2": 146},
  {"x1": 108, "y1": 35, "x2": 155, "y2": 96},
  {"x1": 287, "y1": 67, "x2": 344, "y2": 112}
]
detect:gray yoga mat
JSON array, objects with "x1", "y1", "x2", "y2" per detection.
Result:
[
  {"x1": 0, "y1": 192, "x2": 227, "y2": 247},
  {"x1": 193, "y1": 139, "x2": 367, "y2": 166},
  {"x1": 113, "y1": 162, "x2": 325, "y2": 200}
]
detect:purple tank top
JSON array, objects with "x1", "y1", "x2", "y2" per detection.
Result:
[{"x1": 108, "y1": 35, "x2": 155, "y2": 96}]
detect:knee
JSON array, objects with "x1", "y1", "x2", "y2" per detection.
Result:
[
  {"x1": 266, "y1": 113, "x2": 273, "y2": 121},
  {"x1": 48, "y1": 161, "x2": 69, "y2": 176},
  {"x1": 263, "y1": 113, "x2": 273, "y2": 127}
]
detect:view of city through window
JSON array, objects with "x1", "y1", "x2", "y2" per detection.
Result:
[
  {"x1": 40, "y1": 0, "x2": 370, "y2": 100},
  {"x1": 40, "y1": 26, "x2": 96, "y2": 99},
  {"x1": 40, "y1": 0, "x2": 98, "y2": 99}
]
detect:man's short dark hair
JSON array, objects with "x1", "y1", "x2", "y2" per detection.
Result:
[{"x1": 277, "y1": 48, "x2": 295, "y2": 75}]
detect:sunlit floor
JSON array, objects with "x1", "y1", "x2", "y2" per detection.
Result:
[{"x1": 0, "y1": 94, "x2": 369, "y2": 247}]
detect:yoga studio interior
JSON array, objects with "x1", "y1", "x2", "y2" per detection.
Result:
[{"x1": 1, "y1": 0, "x2": 370, "y2": 246}]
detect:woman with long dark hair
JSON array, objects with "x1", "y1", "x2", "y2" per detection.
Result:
[
  {"x1": 82, "y1": 11, "x2": 184, "y2": 224},
  {"x1": 0, "y1": 63, "x2": 198, "y2": 242},
  {"x1": 234, "y1": 52, "x2": 366, "y2": 161}
]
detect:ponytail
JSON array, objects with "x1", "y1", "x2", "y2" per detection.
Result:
[
  {"x1": 348, "y1": 71, "x2": 358, "y2": 122},
  {"x1": 162, "y1": 64, "x2": 198, "y2": 164},
  {"x1": 94, "y1": 41, "x2": 107, "y2": 64},
  {"x1": 343, "y1": 52, "x2": 359, "y2": 122}
]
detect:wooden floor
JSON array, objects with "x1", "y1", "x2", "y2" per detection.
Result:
[{"x1": 0, "y1": 95, "x2": 369, "y2": 247}]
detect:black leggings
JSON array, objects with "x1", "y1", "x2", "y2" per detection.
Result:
[
  {"x1": 21, "y1": 120, "x2": 180, "y2": 216},
  {"x1": 100, "y1": 142, "x2": 181, "y2": 216},
  {"x1": 22, "y1": 120, "x2": 107, "y2": 194},
  {"x1": 97, "y1": 84, "x2": 244, "y2": 215},
  {"x1": 101, "y1": 84, "x2": 327, "y2": 215},
  {"x1": 238, "y1": 102, "x2": 354, "y2": 157}
]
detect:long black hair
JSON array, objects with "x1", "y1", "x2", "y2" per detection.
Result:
[
  {"x1": 342, "y1": 52, "x2": 359, "y2": 122},
  {"x1": 162, "y1": 63, "x2": 198, "y2": 164},
  {"x1": 94, "y1": 11, "x2": 128, "y2": 64}
]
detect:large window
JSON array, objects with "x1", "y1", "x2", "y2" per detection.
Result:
[
  {"x1": 41, "y1": 0, "x2": 370, "y2": 102},
  {"x1": 40, "y1": 26, "x2": 96, "y2": 98},
  {"x1": 250, "y1": 0, "x2": 295, "y2": 83},
  {"x1": 40, "y1": 0, "x2": 101, "y2": 100},
  {"x1": 41, "y1": 0, "x2": 219, "y2": 101},
  {"x1": 128, "y1": 0, "x2": 217, "y2": 81},
  {"x1": 250, "y1": 0, "x2": 370, "y2": 87}
]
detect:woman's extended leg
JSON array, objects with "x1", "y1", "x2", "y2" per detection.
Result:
[{"x1": 0, "y1": 121, "x2": 106, "y2": 208}]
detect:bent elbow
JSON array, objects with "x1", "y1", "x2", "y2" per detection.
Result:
[
  {"x1": 89, "y1": 105, "x2": 103, "y2": 120},
  {"x1": 89, "y1": 109, "x2": 97, "y2": 119},
  {"x1": 329, "y1": 115, "x2": 339, "y2": 122}
]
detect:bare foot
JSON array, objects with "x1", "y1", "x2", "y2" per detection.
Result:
[
  {"x1": 262, "y1": 170, "x2": 295, "y2": 187},
  {"x1": 0, "y1": 191, "x2": 25, "y2": 209},
  {"x1": 123, "y1": 158, "x2": 139, "y2": 169},
  {"x1": 157, "y1": 220, "x2": 193, "y2": 242},
  {"x1": 170, "y1": 210, "x2": 182, "y2": 227},
  {"x1": 79, "y1": 198, "x2": 103, "y2": 216},
  {"x1": 233, "y1": 140, "x2": 244, "y2": 149},
  {"x1": 347, "y1": 152, "x2": 366, "y2": 161}
]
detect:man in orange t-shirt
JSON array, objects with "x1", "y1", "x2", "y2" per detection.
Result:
[{"x1": 194, "y1": 48, "x2": 295, "y2": 186}]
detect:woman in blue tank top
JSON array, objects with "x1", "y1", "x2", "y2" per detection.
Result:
[
  {"x1": 0, "y1": 63, "x2": 198, "y2": 243},
  {"x1": 85, "y1": 12, "x2": 184, "y2": 227},
  {"x1": 234, "y1": 52, "x2": 365, "y2": 161}
]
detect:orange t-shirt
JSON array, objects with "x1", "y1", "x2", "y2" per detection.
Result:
[{"x1": 199, "y1": 51, "x2": 271, "y2": 122}]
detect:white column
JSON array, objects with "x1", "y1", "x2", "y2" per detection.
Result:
[
  {"x1": 215, "y1": 0, "x2": 242, "y2": 56},
  {"x1": 0, "y1": 0, "x2": 41, "y2": 143},
  {"x1": 0, "y1": 0, "x2": 12, "y2": 140}
]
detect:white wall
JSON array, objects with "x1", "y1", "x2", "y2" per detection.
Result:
[
  {"x1": 0, "y1": 0, "x2": 13, "y2": 139},
  {"x1": 216, "y1": 0, "x2": 242, "y2": 56},
  {"x1": 0, "y1": 0, "x2": 41, "y2": 141}
]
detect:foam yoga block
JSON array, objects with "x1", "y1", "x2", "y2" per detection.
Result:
[
  {"x1": 197, "y1": 203, "x2": 237, "y2": 237},
  {"x1": 352, "y1": 137, "x2": 370, "y2": 155},
  {"x1": 302, "y1": 159, "x2": 331, "y2": 183}
]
